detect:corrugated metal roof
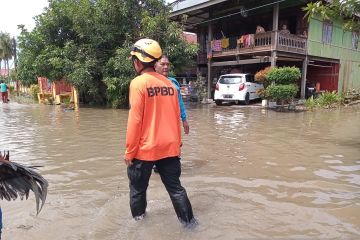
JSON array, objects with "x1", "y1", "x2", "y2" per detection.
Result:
[
  {"x1": 171, "y1": 0, "x2": 209, "y2": 12},
  {"x1": 170, "y1": 0, "x2": 229, "y2": 16}
]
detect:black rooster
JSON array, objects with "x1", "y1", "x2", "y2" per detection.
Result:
[{"x1": 0, "y1": 151, "x2": 48, "y2": 239}]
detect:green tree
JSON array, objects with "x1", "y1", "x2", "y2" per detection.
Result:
[
  {"x1": 16, "y1": 0, "x2": 198, "y2": 107},
  {"x1": 304, "y1": 0, "x2": 360, "y2": 31},
  {"x1": 0, "y1": 32, "x2": 14, "y2": 78}
]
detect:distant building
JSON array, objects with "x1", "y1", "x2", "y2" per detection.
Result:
[
  {"x1": 182, "y1": 32, "x2": 197, "y2": 44},
  {"x1": 170, "y1": 0, "x2": 360, "y2": 99},
  {"x1": 0, "y1": 69, "x2": 9, "y2": 77}
]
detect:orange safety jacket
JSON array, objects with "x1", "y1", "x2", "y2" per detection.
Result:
[{"x1": 124, "y1": 72, "x2": 181, "y2": 161}]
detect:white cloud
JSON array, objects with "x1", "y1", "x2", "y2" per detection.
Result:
[{"x1": 0, "y1": 0, "x2": 49, "y2": 38}]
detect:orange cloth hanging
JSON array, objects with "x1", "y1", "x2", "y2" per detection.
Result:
[{"x1": 221, "y1": 38, "x2": 229, "y2": 49}]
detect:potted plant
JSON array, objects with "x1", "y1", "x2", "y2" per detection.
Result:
[
  {"x1": 266, "y1": 66, "x2": 301, "y2": 107},
  {"x1": 255, "y1": 66, "x2": 273, "y2": 107},
  {"x1": 256, "y1": 88, "x2": 269, "y2": 107},
  {"x1": 266, "y1": 84, "x2": 299, "y2": 106}
]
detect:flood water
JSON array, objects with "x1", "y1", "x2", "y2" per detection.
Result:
[{"x1": 1, "y1": 102, "x2": 360, "y2": 240}]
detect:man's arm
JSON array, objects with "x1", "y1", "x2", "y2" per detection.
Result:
[
  {"x1": 179, "y1": 95, "x2": 189, "y2": 134},
  {"x1": 169, "y1": 77, "x2": 189, "y2": 134},
  {"x1": 124, "y1": 81, "x2": 144, "y2": 164}
]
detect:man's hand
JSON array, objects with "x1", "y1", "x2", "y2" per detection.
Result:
[
  {"x1": 124, "y1": 157, "x2": 133, "y2": 166},
  {"x1": 183, "y1": 120, "x2": 190, "y2": 134}
]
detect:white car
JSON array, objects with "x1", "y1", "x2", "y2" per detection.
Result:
[{"x1": 214, "y1": 73, "x2": 263, "y2": 105}]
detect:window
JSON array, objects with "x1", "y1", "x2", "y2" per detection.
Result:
[
  {"x1": 322, "y1": 22, "x2": 333, "y2": 44},
  {"x1": 246, "y1": 74, "x2": 255, "y2": 83},
  {"x1": 352, "y1": 32, "x2": 359, "y2": 50},
  {"x1": 219, "y1": 76, "x2": 243, "y2": 84}
]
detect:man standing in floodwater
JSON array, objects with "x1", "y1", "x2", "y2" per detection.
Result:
[
  {"x1": 0, "y1": 80, "x2": 9, "y2": 103},
  {"x1": 124, "y1": 38, "x2": 197, "y2": 227},
  {"x1": 155, "y1": 55, "x2": 189, "y2": 134}
]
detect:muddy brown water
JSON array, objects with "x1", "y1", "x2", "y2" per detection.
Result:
[{"x1": 1, "y1": 102, "x2": 360, "y2": 240}]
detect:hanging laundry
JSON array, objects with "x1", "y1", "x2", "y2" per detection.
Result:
[
  {"x1": 221, "y1": 38, "x2": 229, "y2": 49},
  {"x1": 213, "y1": 40, "x2": 222, "y2": 51},
  {"x1": 249, "y1": 34, "x2": 255, "y2": 47},
  {"x1": 243, "y1": 35, "x2": 250, "y2": 47},
  {"x1": 237, "y1": 36, "x2": 244, "y2": 48},
  {"x1": 229, "y1": 37, "x2": 237, "y2": 49}
]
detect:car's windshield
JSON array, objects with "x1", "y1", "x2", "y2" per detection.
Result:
[{"x1": 219, "y1": 76, "x2": 243, "y2": 84}]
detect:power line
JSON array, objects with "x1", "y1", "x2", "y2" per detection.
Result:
[{"x1": 191, "y1": 0, "x2": 288, "y2": 27}]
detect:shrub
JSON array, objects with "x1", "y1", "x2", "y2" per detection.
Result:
[
  {"x1": 255, "y1": 66, "x2": 272, "y2": 88},
  {"x1": 193, "y1": 76, "x2": 207, "y2": 101},
  {"x1": 267, "y1": 84, "x2": 298, "y2": 103},
  {"x1": 267, "y1": 66, "x2": 301, "y2": 85},
  {"x1": 256, "y1": 88, "x2": 269, "y2": 99},
  {"x1": 343, "y1": 88, "x2": 360, "y2": 103},
  {"x1": 29, "y1": 84, "x2": 40, "y2": 100},
  {"x1": 304, "y1": 95, "x2": 317, "y2": 109},
  {"x1": 8, "y1": 85, "x2": 15, "y2": 93},
  {"x1": 317, "y1": 91, "x2": 342, "y2": 108},
  {"x1": 63, "y1": 96, "x2": 71, "y2": 105}
]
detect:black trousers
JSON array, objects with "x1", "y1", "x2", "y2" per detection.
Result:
[{"x1": 127, "y1": 156, "x2": 194, "y2": 224}]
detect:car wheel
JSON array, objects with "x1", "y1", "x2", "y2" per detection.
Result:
[
  {"x1": 215, "y1": 100, "x2": 222, "y2": 106},
  {"x1": 244, "y1": 93, "x2": 250, "y2": 105}
]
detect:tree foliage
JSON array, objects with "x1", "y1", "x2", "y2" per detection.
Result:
[
  {"x1": 254, "y1": 66, "x2": 272, "y2": 88},
  {"x1": 267, "y1": 84, "x2": 299, "y2": 103},
  {"x1": 16, "y1": 0, "x2": 198, "y2": 107},
  {"x1": 303, "y1": 0, "x2": 360, "y2": 31},
  {"x1": 0, "y1": 32, "x2": 15, "y2": 79},
  {"x1": 267, "y1": 66, "x2": 301, "y2": 85}
]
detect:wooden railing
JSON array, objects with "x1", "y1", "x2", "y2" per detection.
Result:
[
  {"x1": 277, "y1": 32, "x2": 307, "y2": 54},
  {"x1": 254, "y1": 32, "x2": 273, "y2": 47},
  {"x1": 210, "y1": 31, "x2": 307, "y2": 58}
]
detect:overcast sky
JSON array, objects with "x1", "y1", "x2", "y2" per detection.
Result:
[
  {"x1": 0, "y1": 0, "x2": 49, "y2": 37},
  {"x1": 0, "y1": 0, "x2": 176, "y2": 38}
]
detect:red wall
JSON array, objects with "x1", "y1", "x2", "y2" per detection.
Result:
[
  {"x1": 307, "y1": 63, "x2": 339, "y2": 92},
  {"x1": 38, "y1": 77, "x2": 72, "y2": 94}
]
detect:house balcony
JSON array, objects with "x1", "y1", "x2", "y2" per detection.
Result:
[{"x1": 208, "y1": 31, "x2": 307, "y2": 59}]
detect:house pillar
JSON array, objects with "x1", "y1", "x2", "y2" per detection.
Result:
[
  {"x1": 271, "y1": 3, "x2": 279, "y2": 67},
  {"x1": 271, "y1": 51, "x2": 277, "y2": 67},
  {"x1": 207, "y1": 23, "x2": 213, "y2": 99},
  {"x1": 301, "y1": 56, "x2": 308, "y2": 99}
]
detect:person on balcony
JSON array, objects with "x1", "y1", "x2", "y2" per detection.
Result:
[
  {"x1": 256, "y1": 25, "x2": 265, "y2": 34},
  {"x1": 280, "y1": 24, "x2": 290, "y2": 35},
  {"x1": 300, "y1": 30, "x2": 308, "y2": 38}
]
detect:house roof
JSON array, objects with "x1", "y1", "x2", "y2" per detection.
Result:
[
  {"x1": 0, "y1": 69, "x2": 9, "y2": 77},
  {"x1": 182, "y1": 32, "x2": 197, "y2": 43},
  {"x1": 170, "y1": 0, "x2": 305, "y2": 30},
  {"x1": 170, "y1": 0, "x2": 229, "y2": 16}
]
